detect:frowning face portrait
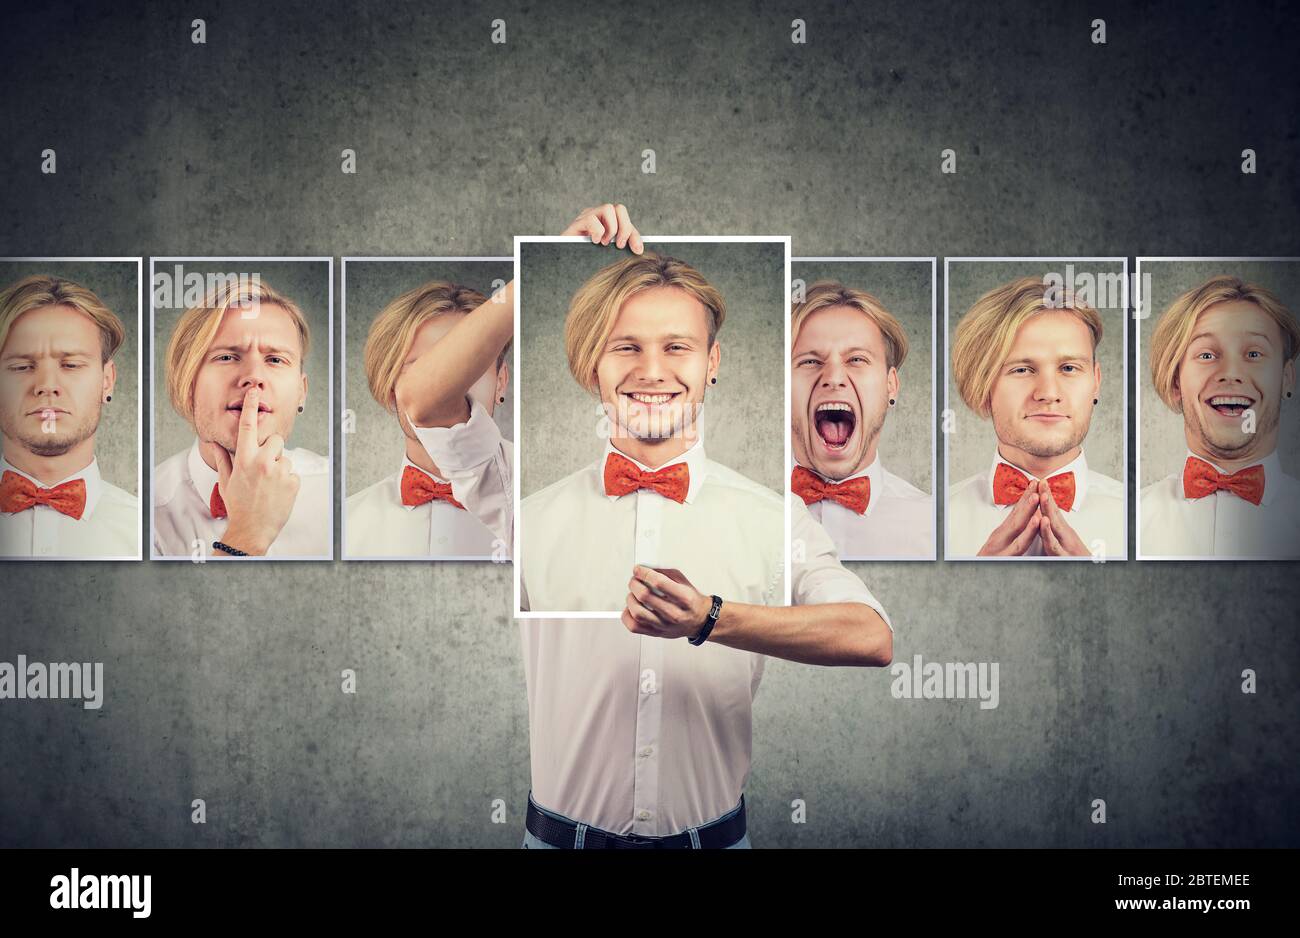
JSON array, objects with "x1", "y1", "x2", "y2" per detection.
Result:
[{"x1": 189, "y1": 300, "x2": 308, "y2": 453}]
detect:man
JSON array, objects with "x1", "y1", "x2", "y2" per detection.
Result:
[
  {"x1": 345, "y1": 281, "x2": 510, "y2": 558},
  {"x1": 153, "y1": 279, "x2": 330, "y2": 558},
  {"x1": 0, "y1": 275, "x2": 139, "y2": 559},
  {"x1": 430, "y1": 210, "x2": 889, "y2": 849},
  {"x1": 1140, "y1": 274, "x2": 1300, "y2": 558},
  {"x1": 789, "y1": 280, "x2": 933, "y2": 559},
  {"x1": 947, "y1": 276, "x2": 1124, "y2": 558}
]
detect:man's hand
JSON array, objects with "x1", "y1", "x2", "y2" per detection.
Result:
[
  {"x1": 562, "y1": 203, "x2": 644, "y2": 254},
  {"x1": 976, "y1": 487, "x2": 1041, "y2": 556},
  {"x1": 1037, "y1": 480, "x2": 1092, "y2": 556},
  {"x1": 623, "y1": 565, "x2": 712, "y2": 638},
  {"x1": 202, "y1": 386, "x2": 301, "y2": 556}
]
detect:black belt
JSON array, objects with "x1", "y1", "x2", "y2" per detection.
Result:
[{"x1": 526, "y1": 794, "x2": 746, "y2": 849}]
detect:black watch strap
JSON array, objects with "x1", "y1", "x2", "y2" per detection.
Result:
[{"x1": 689, "y1": 595, "x2": 723, "y2": 646}]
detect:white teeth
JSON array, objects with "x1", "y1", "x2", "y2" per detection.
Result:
[
  {"x1": 1209, "y1": 396, "x2": 1252, "y2": 406},
  {"x1": 816, "y1": 402, "x2": 853, "y2": 413},
  {"x1": 628, "y1": 392, "x2": 673, "y2": 404}
]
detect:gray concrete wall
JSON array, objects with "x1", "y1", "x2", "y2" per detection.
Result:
[{"x1": 0, "y1": 0, "x2": 1297, "y2": 848}]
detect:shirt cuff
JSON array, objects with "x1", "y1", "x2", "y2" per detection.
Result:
[{"x1": 408, "y1": 395, "x2": 503, "y2": 472}]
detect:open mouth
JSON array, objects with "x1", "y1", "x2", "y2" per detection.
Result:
[
  {"x1": 1205, "y1": 394, "x2": 1254, "y2": 418},
  {"x1": 813, "y1": 401, "x2": 856, "y2": 452}
]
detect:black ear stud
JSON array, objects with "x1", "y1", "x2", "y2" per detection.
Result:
[
  {"x1": 710, "y1": 377, "x2": 717, "y2": 385},
  {"x1": 500, "y1": 396, "x2": 506, "y2": 403},
  {"x1": 105, "y1": 394, "x2": 112, "y2": 402},
  {"x1": 298, "y1": 404, "x2": 304, "y2": 413},
  {"x1": 1093, "y1": 398, "x2": 1098, "y2": 405},
  {"x1": 888, "y1": 398, "x2": 895, "y2": 406}
]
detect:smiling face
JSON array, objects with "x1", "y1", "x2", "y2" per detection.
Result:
[
  {"x1": 0, "y1": 304, "x2": 114, "y2": 459},
  {"x1": 594, "y1": 285, "x2": 719, "y2": 464},
  {"x1": 792, "y1": 305, "x2": 898, "y2": 479},
  {"x1": 1174, "y1": 300, "x2": 1295, "y2": 466},
  {"x1": 190, "y1": 301, "x2": 307, "y2": 452},
  {"x1": 988, "y1": 310, "x2": 1101, "y2": 469}
]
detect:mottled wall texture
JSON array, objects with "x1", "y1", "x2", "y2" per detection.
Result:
[{"x1": 1, "y1": 0, "x2": 1298, "y2": 848}]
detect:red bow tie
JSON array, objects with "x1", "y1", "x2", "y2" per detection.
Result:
[
  {"x1": 400, "y1": 464, "x2": 466, "y2": 509},
  {"x1": 603, "y1": 451, "x2": 690, "y2": 504},
  {"x1": 790, "y1": 466, "x2": 871, "y2": 515},
  {"x1": 0, "y1": 470, "x2": 87, "y2": 520},
  {"x1": 209, "y1": 483, "x2": 228, "y2": 519},
  {"x1": 992, "y1": 462, "x2": 1076, "y2": 512},
  {"x1": 1182, "y1": 456, "x2": 1265, "y2": 506}
]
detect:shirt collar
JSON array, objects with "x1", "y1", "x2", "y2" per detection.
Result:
[
  {"x1": 1183, "y1": 448, "x2": 1282, "y2": 506},
  {"x1": 988, "y1": 447, "x2": 1090, "y2": 512},
  {"x1": 794, "y1": 452, "x2": 882, "y2": 515},
  {"x1": 187, "y1": 438, "x2": 221, "y2": 502},
  {"x1": 602, "y1": 436, "x2": 708, "y2": 504},
  {"x1": 0, "y1": 451, "x2": 104, "y2": 520},
  {"x1": 395, "y1": 456, "x2": 449, "y2": 512}
]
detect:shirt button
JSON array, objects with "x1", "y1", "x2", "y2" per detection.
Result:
[
  {"x1": 637, "y1": 810, "x2": 652, "y2": 821},
  {"x1": 642, "y1": 528, "x2": 655, "y2": 539},
  {"x1": 639, "y1": 746, "x2": 653, "y2": 758}
]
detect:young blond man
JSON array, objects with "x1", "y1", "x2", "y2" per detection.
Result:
[
  {"x1": 1141, "y1": 274, "x2": 1299, "y2": 558},
  {"x1": 153, "y1": 279, "x2": 329, "y2": 558},
  {"x1": 0, "y1": 275, "x2": 138, "y2": 558},
  {"x1": 789, "y1": 281, "x2": 932, "y2": 559},
  {"x1": 947, "y1": 276, "x2": 1123, "y2": 558},
  {"x1": 345, "y1": 281, "x2": 510, "y2": 557}
]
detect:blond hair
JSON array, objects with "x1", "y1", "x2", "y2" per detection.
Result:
[
  {"x1": 791, "y1": 281, "x2": 909, "y2": 370},
  {"x1": 363, "y1": 280, "x2": 507, "y2": 412},
  {"x1": 952, "y1": 276, "x2": 1103, "y2": 418},
  {"x1": 564, "y1": 252, "x2": 726, "y2": 394},
  {"x1": 165, "y1": 279, "x2": 310, "y2": 424},
  {"x1": 0, "y1": 275, "x2": 125, "y2": 363},
  {"x1": 1149, "y1": 274, "x2": 1300, "y2": 413}
]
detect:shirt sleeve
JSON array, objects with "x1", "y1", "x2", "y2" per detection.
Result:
[
  {"x1": 790, "y1": 495, "x2": 893, "y2": 631},
  {"x1": 407, "y1": 395, "x2": 514, "y2": 555}
]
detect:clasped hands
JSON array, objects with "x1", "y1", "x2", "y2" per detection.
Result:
[{"x1": 977, "y1": 479, "x2": 1091, "y2": 557}]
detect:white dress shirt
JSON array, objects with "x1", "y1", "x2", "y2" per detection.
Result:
[
  {"x1": 520, "y1": 497, "x2": 890, "y2": 837},
  {"x1": 947, "y1": 448, "x2": 1125, "y2": 559},
  {"x1": 153, "y1": 438, "x2": 331, "y2": 558},
  {"x1": 795, "y1": 453, "x2": 934, "y2": 560},
  {"x1": 345, "y1": 456, "x2": 497, "y2": 559},
  {"x1": 0, "y1": 454, "x2": 139, "y2": 559},
  {"x1": 404, "y1": 396, "x2": 513, "y2": 560},
  {"x1": 519, "y1": 439, "x2": 787, "y2": 613},
  {"x1": 437, "y1": 427, "x2": 887, "y2": 837},
  {"x1": 1140, "y1": 449, "x2": 1300, "y2": 559}
]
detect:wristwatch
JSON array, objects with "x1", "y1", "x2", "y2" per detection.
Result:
[{"x1": 689, "y1": 595, "x2": 723, "y2": 646}]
